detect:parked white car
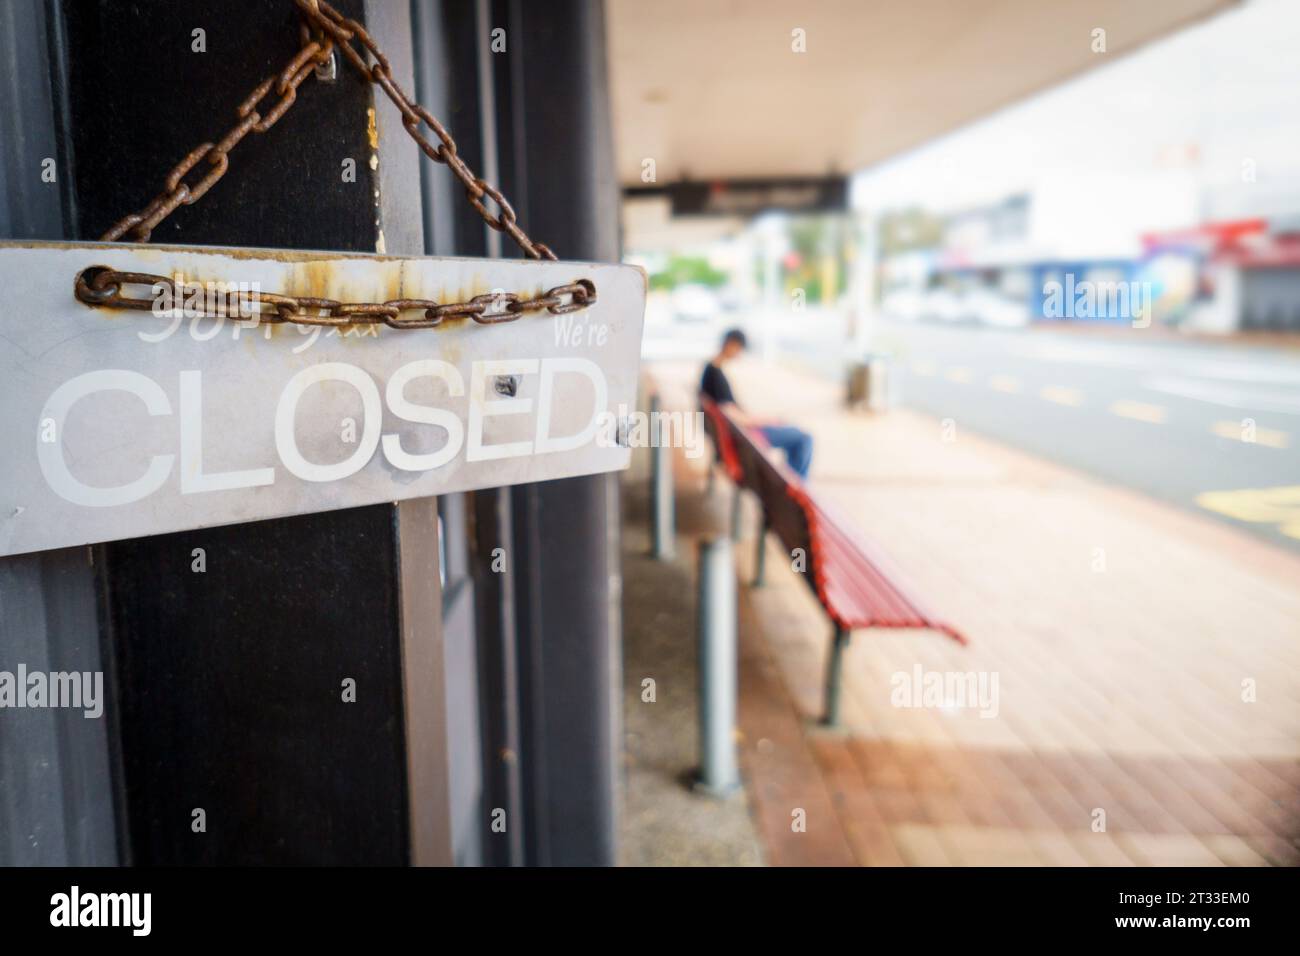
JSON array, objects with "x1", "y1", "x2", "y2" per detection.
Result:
[
  {"x1": 671, "y1": 284, "x2": 720, "y2": 323},
  {"x1": 881, "y1": 288, "x2": 926, "y2": 321},
  {"x1": 922, "y1": 288, "x2": 966, "y2": 323},
  {"x1": 965, "y1": 287, "x2": 1030, "y2": 327}
]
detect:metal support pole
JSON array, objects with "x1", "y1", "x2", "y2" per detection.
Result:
[
  {"x1": 650, "y1": 395, "x2": 675, "y2": 560},
  {"x1": 46, "y1": 0, "x2": 444, "y2": 865},
  {"x1": 822, "y1": 626, "x2": 852, "y2": 726},
  {"x1": 695, "y1": 537, "x2": 740, "y2": 797},
  {"x1": 753, "y1": 519, "x2": 768, "y2": 587},
  {"x1": 489, "y1": 0, "x2": 622, "y2": 865},
  {"x1": 731, "y1": 484, "x2": 744, "y2": 542}
]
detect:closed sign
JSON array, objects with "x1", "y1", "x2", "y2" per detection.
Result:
[{"x1": 0, "y1": 242, "x2": 646, "y2": 557}]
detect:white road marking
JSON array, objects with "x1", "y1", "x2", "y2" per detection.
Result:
[
  {"x1": 1109, "y1": 399, "x2": 1167, "y2": 424},
  {"x1": 1210, "y1": 420, "x2": 1289, "y2": 449},
  {"x1": 1143, "y1": 376, "x2": 1300, "y2": 416},
  {"x1": 1040, "y1": 385, "x2": 1085, "y2": 407},
  {"x1": 1197, "y1": 486, "x2": 1300, "y2": 539}
]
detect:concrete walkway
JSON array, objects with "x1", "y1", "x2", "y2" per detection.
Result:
[
  {"x1": 618, "y1": 429, "x2": 764, "y2": 866},
  {"x1": 643, "y1": 357, "x2": 1300, "y2": 866}
]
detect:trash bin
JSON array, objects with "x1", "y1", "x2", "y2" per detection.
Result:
[{"x1": 846, "y1": 353, "x2": 892, "y2": 412}]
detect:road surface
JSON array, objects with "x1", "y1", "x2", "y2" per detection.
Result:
[{"x1": 779, "y1": 317, "x2": 1300, "y2": 554}]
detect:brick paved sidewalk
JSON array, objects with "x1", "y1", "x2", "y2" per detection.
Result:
[{"x1": 646, "y1": 357, "x2": 1300, "y2": 866}]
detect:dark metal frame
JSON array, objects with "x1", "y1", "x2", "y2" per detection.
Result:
[{"x1": 0, "y1": 0, "x2": 621, "y2": 867}]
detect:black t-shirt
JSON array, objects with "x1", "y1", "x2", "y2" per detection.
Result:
[{"x1": 700, "y1": 363, "x2": 736, "y2": 406}]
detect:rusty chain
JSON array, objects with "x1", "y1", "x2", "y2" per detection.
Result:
[
  {"x1": 295, "y1": 0, "x2": 556, "y2": 261},
  {"x1": 74, "y1": 267, "x2": 595, "y2": 328},
  {"x1": 90, "y1": 2, "x2": 585, "y2": 330},
  {"x1": 99, "y1": 20, "x2": 336, "y2": 244}
]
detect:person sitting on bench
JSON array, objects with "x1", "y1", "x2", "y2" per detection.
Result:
[{"x1": 700, "y1": 328, "x2": 814, "y2": 479}]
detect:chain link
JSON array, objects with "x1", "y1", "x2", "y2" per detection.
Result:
[
  {"x1": 99, "y1": 0, "x2": 562, "y2": 266},
  {"x1": 99, "y1": 23, "x2": 333, "y2": 243},
  {"x1": 295, "y1": 0, "x2": 556, "y2": 261},
  {"x1": 74, "y1": 267, "x2": 596, "y2": 329}
]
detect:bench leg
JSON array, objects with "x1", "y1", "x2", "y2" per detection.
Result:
[
  {"x1": 752, "y1": 518, "x2": 768, "y2": 587},
  {"x1": 650, "y1": 416, "x2": 675, "y2": 561},
  {"x1": 822, "y1": 626, "x2": 851, "y2": 726},
  {"x1": 730, "y1": 485, "x2": 743, "y2": 542}
]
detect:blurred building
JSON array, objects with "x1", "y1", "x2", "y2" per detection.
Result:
[{"x1": 857, "y1": 0, "x2": 1300, "y2": 332}]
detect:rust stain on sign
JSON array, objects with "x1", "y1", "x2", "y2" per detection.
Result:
[{"x1": 366, "y1": 107, "x2": 380, "y2": 149}]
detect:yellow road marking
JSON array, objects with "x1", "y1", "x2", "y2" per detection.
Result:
[
  {"x1": 1196, "y1": 486, "x2": 1300, "y2": 540},
  {"x1": 988, "y1": 374, "x2": 1021, "y2": 394},
  {"x1": 1109, "y1": 399, "x2": 1167, "y2": 424},
  {"x1": 945, "y1": 367, "x2": 973, "y2": 384},
  {"x1": 1040, "y1": 385, "x2": 1084, "y2": 407},
  {"x1": 1210, "y1": 420, "x2": 1289, "y2": 449}
]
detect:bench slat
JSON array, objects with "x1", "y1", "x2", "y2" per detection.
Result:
[{"x1": 703, "y1": 395, "x2": 966, "y2": 645}]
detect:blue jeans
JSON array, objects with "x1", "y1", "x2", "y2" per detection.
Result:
[{"x1": 758, "y1": 425, "x2": 813, "y2": 479}]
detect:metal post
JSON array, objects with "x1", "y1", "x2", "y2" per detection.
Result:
[
  {"x1": 731, "y1": 484, "x2": 744, "y2": 542},
  {"x1": 471, "y1": 489, "x2": 524, "y2": 867},
  {"x1": 483, "y1": 0, "x2": 623, "y2": 865},
  {"x1": 46, "y1": 0, "x2": 445, "y2": 865},
  {"x1": 822, "y1": 626, "x2": 852, "y2": 726},
  {"x1": 650, "y1": 395, "x2": 675, "y2": 560},
  {"x1": 695, "y1": 537, "x2": 740, "y2": 797},
  {"x1": 753, "y1": 519, "x2": 768, "y2": 587}
]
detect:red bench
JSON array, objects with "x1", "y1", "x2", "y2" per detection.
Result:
[{"x1": 700, "y1": 396, "x2": 967, "y2": 725}]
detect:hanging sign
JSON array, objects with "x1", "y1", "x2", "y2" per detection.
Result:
[
  {"x1": 0, "y1": 241, "x2": 646, "y2": 557},
  {"x1": 627, "y1": 177, "x2": 849, "y2": 217}
]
